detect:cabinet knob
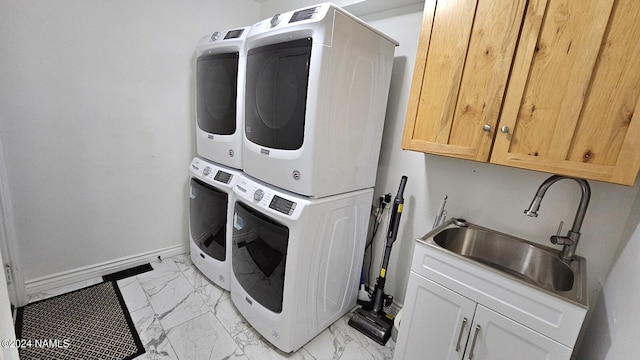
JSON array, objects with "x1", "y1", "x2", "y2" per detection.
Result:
[
  {"x1": 500, "y1": 125, "x2": 510, "y2": 134},
  {"x1": 482, "y1": 124, "x2": 491, "y2": 132}
]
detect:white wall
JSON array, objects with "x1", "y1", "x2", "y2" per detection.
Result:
[
  {"x1": 0, "y1": 1, "x2": 260, "y2": 282},
  {"x1": 576, "y1": 190, "x2": 640, "y2": 359}
]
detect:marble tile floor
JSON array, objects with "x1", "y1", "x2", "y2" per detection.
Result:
[{"x1": 27, "y1": 254, "x2": 396, "y2": 360}]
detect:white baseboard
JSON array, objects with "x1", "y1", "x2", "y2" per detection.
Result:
[{"x1": 25, "y1": 244, "x2": 188, "y2": 295}]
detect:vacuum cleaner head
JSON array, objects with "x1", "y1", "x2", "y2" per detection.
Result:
[{"x1": 348, "y1": 308, "x2": 394, "y2": 345}]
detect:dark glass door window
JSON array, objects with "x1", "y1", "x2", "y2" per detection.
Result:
[
  {"x1": 232, "y1": 202, "x2": 289, "y2": 313},
  {"x1": 189, "y1": 178, "x2": 228, "y2": 261},
  {"x1": 196, "y1": 52, "x2": 239, "y2": 135},
  {"x1": 245, "y1": 38, "x2": 312, "y2": 150}
]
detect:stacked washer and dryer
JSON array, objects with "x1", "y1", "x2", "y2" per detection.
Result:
[
  {"x1": 189, "y1": 2, "x2": 397, "y2": 353},
  {"x1": 189, "y1": 26, "x2": 249, "y2": 291}
]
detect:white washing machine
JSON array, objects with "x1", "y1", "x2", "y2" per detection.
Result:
[
  {"x1": 242, "y1": 3, "x2": 398, "y2": 198},
  {"x1": 188, "y1": 157, "x2": 242, "y2": 291},
  {"x1": 230, "y1": 174, "x2": 373, "y2": 352},
  {"x1": 195, "y1": 26, "x2": 249, "y2": 169}
]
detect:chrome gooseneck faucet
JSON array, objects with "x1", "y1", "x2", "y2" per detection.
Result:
[{"x1": 524, "y1": 175, "x2": 591, "y2": 261}]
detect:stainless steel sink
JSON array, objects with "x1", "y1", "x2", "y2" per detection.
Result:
[{"x1": 421, "y1": 220, "x2": 587, "y2": 306}]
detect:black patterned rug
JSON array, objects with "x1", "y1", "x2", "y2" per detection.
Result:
[{"x1": 15, "y1": 281, "x2": 145, "y2": 360}]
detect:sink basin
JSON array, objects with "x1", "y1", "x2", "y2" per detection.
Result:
[{"x1": 421, "y1": 220, "x2": 587, "y2": 306}]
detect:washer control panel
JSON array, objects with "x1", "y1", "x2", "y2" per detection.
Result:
[
  {"x1": 269, "y1": 195, "x2": 296, "y2": 215},
  {"x1": 235, "y1": 176, "x2": 298, "y2": 217},
  {"x1": 214, "y1": 171, "x2": 233, "y2": 184},
  {"x1": 189, "y1": 157, "x2": 238, "y2": 188}
]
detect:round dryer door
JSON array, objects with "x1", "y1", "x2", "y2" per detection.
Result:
[
  {"x1": 245, "y1": 38, "x2": 312, "y2": 150},
  {"x1": 196, "y1": 52, "x2": 239, "y2": 135}
]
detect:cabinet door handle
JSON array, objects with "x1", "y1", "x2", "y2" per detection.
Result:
[
  {"x1": 455, "y1": 318, "x2": 468, "y2": 352},
  {"x1": 468, "y1": 325, "x2": 481, "y2": 360},
  {"x1": 482, "y1": 124, "x2": 491, "y2": 132},
  {"x1": 500, "y1": 125, "x2": 510, "y2": 133}
]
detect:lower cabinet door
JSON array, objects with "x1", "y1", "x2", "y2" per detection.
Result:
[
  {"x1": 394, "y1": 272, "x2": 476, "y2": 360},
  {"x1": 464, "y1": 305, "x2": 572, "y2": 360}
]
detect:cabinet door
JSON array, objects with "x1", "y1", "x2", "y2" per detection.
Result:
[
  {"x1": 464, "y1": 305, "x2": 572, "y2": 360},
  {"x1": 402, "y1": 0, "x2": 530, "y2": 161},
  {"x1": 492, "y1": 0, "x2": 640, "y2": 185},
  {"x1": 393, "y1": 272, "x2": 476, "y2": 360}
]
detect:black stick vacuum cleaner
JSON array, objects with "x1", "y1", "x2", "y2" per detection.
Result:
[{"x1": 348, "y1": 175, "x2": 407, "y2": 345}]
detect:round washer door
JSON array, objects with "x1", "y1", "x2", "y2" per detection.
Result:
[
  {"x1": 232, "y1": 202, "x2": 289, "y2": 313},
  {"x1": 189, "y1": 178, "x2": 228, "y2": 261}
]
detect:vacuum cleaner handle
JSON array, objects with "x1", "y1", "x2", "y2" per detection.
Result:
[
  {"x1": 386, "y1": 175, "x2": 407, "y2": 245},
  {"x1": 371, "y1": 175, "x2": 408, "y2": 314},
  {"x1": 379, "y1": 175, "x2": 408, "y2": 278}
]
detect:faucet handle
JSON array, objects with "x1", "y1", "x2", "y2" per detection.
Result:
[
  {"x1": 555, "y1": 221, "x2": 564, "y2": 237},
  {"x1": 551, "y1": 221, "x2": 574, "y2": 246}
]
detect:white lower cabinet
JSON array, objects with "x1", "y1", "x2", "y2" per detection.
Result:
[
  {"x1": 469, "y1": 305, "x2": 572, "y2": 360},
  {"x1": 394, "y1": 272, "x2": 476, "y2": 360},
  {"x1": 394, "y1": 272, "x2": 572, "y2": 360}
]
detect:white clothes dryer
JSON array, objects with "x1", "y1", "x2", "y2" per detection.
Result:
[
  {"x1": 242, "y1": 3, "x2": 398, "y2": 198},
  {"x1": 195, "y1": 27, "x2": 249, "y2": 169},
  {"x1": 188, "y1": 157, "x2": 242, "y2": 291},
  {"x1": 230, "y1": 174, "x2": 373, "y2": 352}
]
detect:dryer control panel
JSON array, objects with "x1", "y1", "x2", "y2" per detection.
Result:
[
  {"x1": 268, "y1": 5, "x2": 324, "y2": 28},
  {"x1": 251, "y1": 2, "x2": 331, "y2": 33},
  {"x1": 289, "y1": 6, "x2": 319, "y2": 23},
  {"x1": 224, "y1": 28, "x2": 245, "y2": 39}
]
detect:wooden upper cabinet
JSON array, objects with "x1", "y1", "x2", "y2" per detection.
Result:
[
  {"x1": 403, "y1": 0, "x2": 640, "y2": 186},
  {"x1": 403, "y1": 0, "x2": 530, "y2": 161}
]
